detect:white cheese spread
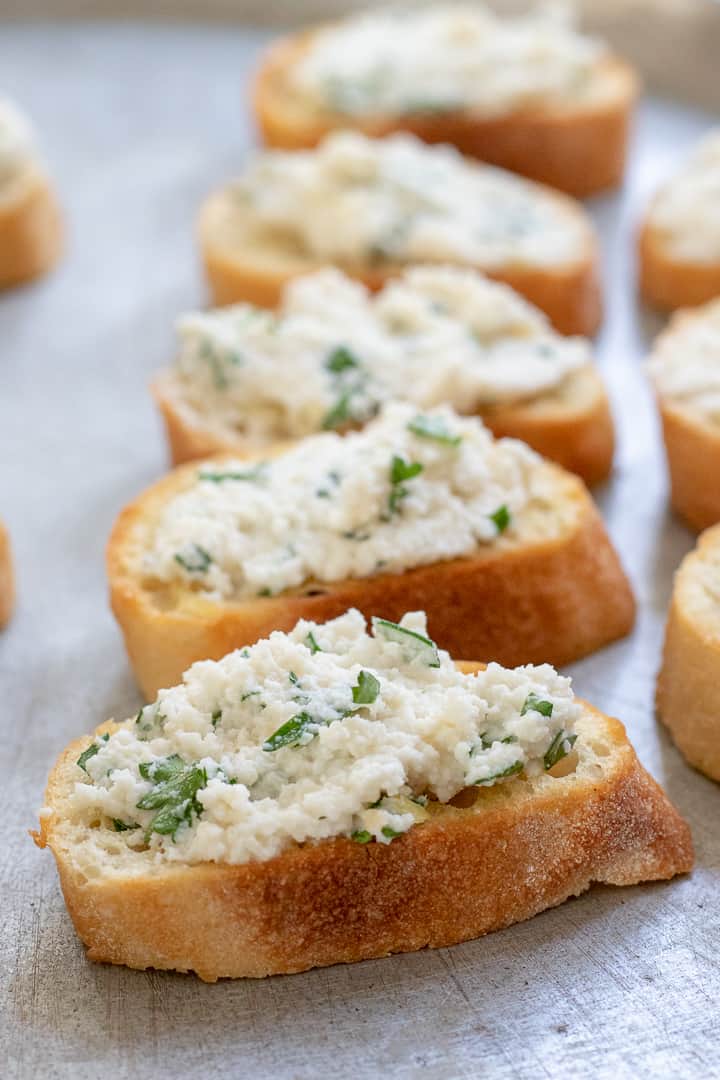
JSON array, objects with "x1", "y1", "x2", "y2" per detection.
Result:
[
  {"x1": 231, "y1": 131, "x2": 589, "y2": 268},
  {"x1": 173, "y1": 266, "x2": 590, "y2": 442},
  {"x1": 68, "y1": 609, "x2": 581, "y2": 866},
  {"x1": 0, "y1": 97, "x2": 35, "y2": 184},
  {"x1": 647, "y1": 300, "x2": 720, "y2": 426},
  {"x1": 142, "y1": 402, "x2": 556, "y2": 601},
  {"x1": 647, "y1": 131, "x2": 720, "y2": 264},
  {"x1": 289, "y1": 4, "x2": 605, "y2": 118}
]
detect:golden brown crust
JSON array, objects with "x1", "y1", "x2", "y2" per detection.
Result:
[
  {"x1": 153, "y1": 366, "x2": 615, "y2": 485},
  {"x1": 657, "y1": 524, "x2": 720, "y2": 781},
  {"x1": 657, "y1": 402, "x2": 720, "y2": 532},
  {"x1": 0, "y1": 520, "x2": 14, "y2": 627},
  {"x1": 197, "y1": 174, "x2": 602, "y2": 339},
  {"x1": 0, "y1": 167, "x2": 62, "y2": 289},
  {"x1": 34, "y1": 701, "x2": 693, "y2": 981},
  {"x1": 107, "y1": 454, "x2": 634, "y2": 699},
  {"x1": 253, "y1": 33, "x2": 638, "y2": 198},
  {"x1": 639, "y1": 219, "x2": 720, "y2": 312}
]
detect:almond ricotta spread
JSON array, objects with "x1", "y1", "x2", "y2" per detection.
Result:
[
  {"x1": 0, "y1": 97, "x2": 35, "y2": 185},
  {"x1": 647, "y1": 300, "x2": 720, "y2": 426},
  {"x1": 647, "y1": 131, "x2": 720, "y2": 263},
  {"x1": 172, "y1": 266, "x2": 590, "y2": 442},
  {"x1": 231, "y1": 131, "x2": 589, "y2": 268},
  {"x1": 67, "y1": 609, "x2": 581, "y2": 866},
  {"x1": 142, "y1": 403, "x2": 556, "y2": 601},
  {"x1": 289, "y1": 4, "x2": 605, "y2": 118}
]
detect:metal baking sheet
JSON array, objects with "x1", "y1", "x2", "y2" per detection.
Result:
[{"x1": 1, "y1": 20, "x2": 718, "y2": 1080}]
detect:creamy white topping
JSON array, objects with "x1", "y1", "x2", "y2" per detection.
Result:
[
  {"x1": 68, "y1": 609, "x2": 581, "y2": 866},
  {"x1": 647, "y1": 131, "x2": 720, "y2": 263},
  {"x1": 0, "y1": 97, "x2": 35, "y2": 184},
  {"x1": 231, "y1": 131, "x2": 588, "y2": 268},
  {"x1": 173, "y1": 266, "x2": 590, "y2": 442},
  {"x1": 647, "y1": 300, "x2": 720, "y2": 426},
  {"x1": 143, "y1": 402, "x2": 556, "y2": 601},
  {"x1": 290, "y1": 4, "x2": 604, "y2": 118}
]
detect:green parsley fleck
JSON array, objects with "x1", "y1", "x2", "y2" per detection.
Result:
[
  {"x1": 351, "y1": 830, "x2": 373, "y2": 844},
  {"x1": 326, "y1": 345, "x2": 360, "y2": 373},
  {"x1": 174, "y1": 543, "x2": 212, "y2": 574},
  {"x1": 352, "y1": 669, "x2": 380, "y2": 705},
  {"x1": 521, "y1": 693, "x2": 554, "y2": 718},
  {"x1": 490, "y1": 505, "x2": 511, "y2": 533},
  {"x1": 408, "y1": 414, "x2": 462, "y2": 446},
  {"x1": 306, "y1": 630, "x2": 322, "y2": 654},
  {"x1": 76, "y1": 733, "x2": 109, "y2": 773},
  {"x1": 136, "y1": 755, "x2": 208, "y2": 841},
  {"x1": 544, "y1": 731, "x2": 578, "y2": 771}
]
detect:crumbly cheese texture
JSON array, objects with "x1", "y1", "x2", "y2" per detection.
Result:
[
  {"x1": 67, "y1": 609, "x2": 581, "y2": 866},
  {"x1": 647, "y1": 300, "x2": 720, "y2": 426},
  {"x1": 173, "y1": 266, "x2": 590, "y2": 441},
  {"x1": 142, "y1": 402, "x2": 555, "y2": 601},
  {"x1": 0, "y1": 97, "x2": 35, "y2": 184},
  {"x1": 290, "y1": 4, "x2": 605, "y2": 117},
  {"x1": 231, "y1": 131, "x2": 588, "y2": 268},
  {"x1": 647, "y1": 131, "x2": 720, "y2": 263}
]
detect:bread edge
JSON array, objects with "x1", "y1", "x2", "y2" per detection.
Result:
[
  {"x1": 0, "y1": 167, "x2": 62, "y2": 289},
  {"x1": 0, "y1": 520, "x2": 14, "y2": 627}
]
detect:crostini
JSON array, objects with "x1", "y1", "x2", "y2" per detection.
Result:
[
  {"x1": 0, "y1": 97, "x2": 61, "y2": 289},
  {"x1": 657, "y1": 524, "x2": 720, "y2": 781},
  {"x1": 640, "y1": 131, "x2": 720, "y2": 311},
  {"x1": 646, "y1": 298, "x2": 720, "y2": 531},
  {"x1": 0, "y1": 520, "x2": 14, "y2": 626},
  {"x1": 35, "y1": 608, "x2": 692, "y2": 981},
  {"x1": 254, "y1": 5, "x2": 638, "y2": 198},
  {"x1": 109, "y1": 403, "x2": 634, "y2": 698},
  {"x1": 154, "y1": 266, "x2": 614, "y2": 484},
  {"x1": 198, "y1": 131, "x2": 602, "y2": 336}
]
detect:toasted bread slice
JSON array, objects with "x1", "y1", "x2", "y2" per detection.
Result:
[
  {"x1": 198, "y1": 139, "x2": 602, "y2": 338},
  {"x1": 34, "y1": 674, "x2": 692, "y2": 982},
  {"x1": 254, "y1": 32, "x2": 637, "y2": 199},
  {"x1": 0, "y1": 520, "x2": 14, "y2": 627},
  {"x1": 107, "y1": 431, "x2": 634, "y2": 700},
  {"x1": 0, "y1": 165, "x2": 62, "y2": 289},
  {"x1": 646, "y1": 301, "x2": 720, "y2": 531},
  {"x1": 639, "y1": 222, "x2": 720, "y2": 313},
  {"x1": 657, "y1": 524, "x2": 720, "y2": 781},
  {"x1": 153, "y1": 365, "x2": 614, "y2": 487}
]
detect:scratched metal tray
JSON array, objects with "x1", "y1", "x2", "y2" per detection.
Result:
[{"x1": 1, "y1": 20, "x2": 718, "y2": 1080}]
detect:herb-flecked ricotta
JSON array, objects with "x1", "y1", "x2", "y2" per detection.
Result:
[
  {"x1": 173, "y1": 266, "x2": 590, "y2": 442},
  {"x1": 142, "y1": 402, "x2": 555, "y2": 601},
  {"x1": 647, "y1": 131, "x2": 720, "y2": 263},
  {"x1": 231, "y1": 131, "x2": 589, "y2": 268},
  {"x1": 290, "y1": 4, "x2": 605, "y2": 118},
  {"x1": 647, "y1": 299, "x2": 720, "y2": 426},
  {"x1": 67, "y1": 609, "x2": 581, "y2": 865}
]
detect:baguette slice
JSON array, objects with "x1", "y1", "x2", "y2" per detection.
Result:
[
  {"x1": 153, "y1": 364, "x2": 614, "y2": 487},
  {"x1": 198, "y1": 153, "x2": 602, "y2": 338},
  {"x1": 639, "y1": 222, "x2": 720, "y2": 313},
  {"x1": 33, "y1": 680, "x2": 693, "y2": 982},
  {"x1": 657, "y1": 524, "x2": 720, "y2": 781},
  {"x1": 646, "y1": 301, "x2": 720, "y2": 532},
  {"x1": 254, "y1": 32, "x2": 637, "y2": 198},
  {"x1": 0, "y1": 165, "x2": 62, "y2": 289},
  {"x1": 108, "y1": 451, "x2": 635, "y2": 701},
  {"x1": 0, "y1": 520, "x2": 14, "y2": 627}
]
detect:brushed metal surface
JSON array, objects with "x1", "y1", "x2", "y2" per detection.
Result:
[{"x1": 0, "y1": 22, "x2": 718, "y2": 1080}]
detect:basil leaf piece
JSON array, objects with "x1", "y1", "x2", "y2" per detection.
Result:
[
  {"x1": 544, "y1": 731, "x2": 578, "y2": 771},
  {"x1": 521, "y1": 693, "x2": 554, "y2": 718},
  {"x1": 136, "y1": 756, "x2": 207, "y2": 841},
  {"x1": 474, "y1": 760, "x2": 524, "y2": 786},
  {"x1": 407, "y1": 415, "x2": 462, "y2": 446},
  {"x1": 262, "y1": 711, "x2": 317, "y2": 752},
  {"x1": 174, "y1": 543, "x2": 212, "y2": 574},
  {"x1": 326, "y1": 345, "x2": 360, "y2": 373},
  {"x1": 372, "y1": 617, "x2": 441, "y2": 668},
  {"x1": 76, "y1": 733, "x2": 109, "y2": 773},
  {"x1": 387, "y1": 455, "x2": 424, "y2": 515},
  {"x1": 490, "y1": 505, "x2": 511, "y2": 533},
  {"x1": 351, "y1": 830, "x2": 373, "y2": 844},
  {"x1": 352, "y1": 670, "x2": 380, "y2": 705}
]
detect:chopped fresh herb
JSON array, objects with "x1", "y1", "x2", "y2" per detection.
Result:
[
  {"x1": 262, "y1": 711, "x2": 316, "y2": 752},
  {"x1": 240, "y1": 690, "x2": 261, "y2": 702},
  {"x1": 306, "y1": 631, "x2": 322, "y2": 654},
  {"x1": 174, "y1": 543, "x2": 212, "y2": 574},
  {"x1": 257, "y1": 587, "x2": 273, "y2": 597},
  {"x1": 342, "y1": 529, "x2": 371, "y2": 541},
  {"x1": 352, "y1": 670, "x2": 380, "y2": 705},
  {"x1": 387, "y1": 455, "x2": 424, "y2": 515},
  {"x1": 381, "y1": 825, "x2": 402, "y2": 840},
  {"x1": 352, "y1": 830, "x2": 373, "y2": 844},
  {"x1": 490, "y1": 505, "x2": 511, "y2": 533},
  {"x1": 289, "y1": 671, "x2": 300, "y2": 686},
  {"x1": 76, "y1": 733, "x2": 109, "y2": 773},
  {"x1": 198, "y1": 465, "x2": 264, "y2": 484},
  {"x1": 544, "y1": 731, "x2": 578, "y2": 771},
  {"x1": 211, "y1": 709, "x2": 222, "y2": 728},
  {"x1": 407, "y1": 414, "x2": 462, "y2": 447},
  {"x1": 326, "y1": 345, "x2": 360, "y2": 373},
  {"x1": 137, "y1": 755, "x2": 207, "y2": 841},
  {"x1": 112, "y1": 819, "x2": 138, "y2": 832},
  {"x1": 474, "y1": 760, "x2": 524, "y2": 786},
  {"x1": 322, "y1": 391, "x2": 352, "y2": 430},
  {"x1": 372, "y1": 617, "x2": 440, "y2": 667},
  {"x1": 521, "y1": 693, "x2": 554, "y2": 718},
  {"x1": 199, "y1": 342, "x2": 229, "y2": 391},
  {"x1": 240, "y1": 647, "x2": 251, "y2": 658}
]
